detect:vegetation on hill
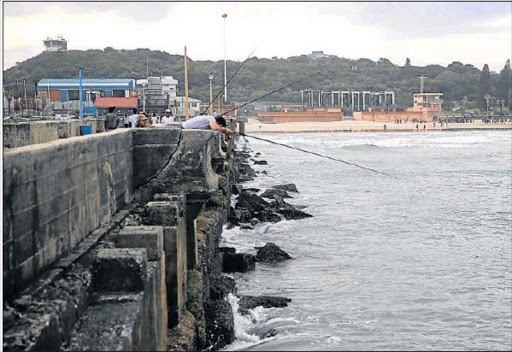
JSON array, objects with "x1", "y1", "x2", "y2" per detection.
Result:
[{"x1": 3, "y1": 48, "x2": 511, "y2": 112}]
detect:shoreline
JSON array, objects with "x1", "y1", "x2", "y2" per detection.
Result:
[{"x1": 242, "y1": 117, "x2": 512, "y2": 133}]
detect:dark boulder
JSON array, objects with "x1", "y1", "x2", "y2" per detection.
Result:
[
  {"x1": 231, "y1": 184, "x2": 243, "y2": 195},
  {"x1": 209, "y1": 275, "x2": 237, "y2": 300},
  {"x1": 204, "y1": 300, "x2": 235, "y2": 350},
  {"x1": 256, "y1": 243, "x2": 292, "y2": 264},
  {"x1": 255, "y1": 152, "x2": 261, "y2": 156},
  {"x1": 222, "y1": 252, "x2": 256, "y2": 273},
  {"x1": 278, "y1": 208, "x2": 313, "y2": 220},
  {"x1": 219, "y1": 247, "x2": 236, "y2": 254},
  {"x1": 238, "y1": 295, "x2": 292, "y2": 310},
  {"x1": 235, "y1": 192, "x2": 269, "y2": 214},
  {"x1": 257, "y1": 210, "x2": 282, "y2": 223},
  {"x1": 261, "y1": 189, "x2": 292, "y2": 199},
  {"x1": 272, "y1": 183, "x2": 299, "y2": 193},
  {"x1": 253, "y1": 160, "x2": 268, "y2": 165}
]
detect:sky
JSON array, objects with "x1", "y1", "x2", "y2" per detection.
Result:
[{"x1": 2, "y1": 1, "x2": 512, "y2": 72}]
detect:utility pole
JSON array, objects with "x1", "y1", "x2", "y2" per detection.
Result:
[
  {"x1": 222, "y1": 13, "x2": 228, "y2": 103},
  {"x1": 146, "y1": 56, "x2": 149, "y2": 77},
  {"x1": 34, "y1": 82, "x2": 38, "y2": 115},
  {"x1": 79, "y1": 68, "x2": 83, "y2": 119},
  {"x1": 209, "y1": 74, "x2": 214, "y2": 115},
  {"x1": 23, "y1": 80, "x2": 28, "y2": 115},
  {"x1": 184, "y1": 46, "x2": 189, "y2": 120}
]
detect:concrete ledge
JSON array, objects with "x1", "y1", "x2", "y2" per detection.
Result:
[
  {"x1": 93, "y1": 248, "x2": 147, "y2": 293},
  {"x1": 133, "y1": 127, "x2": 181, "y2": 146},
  {"x1": 146, "y1": 201, "x2": 180, "y2": 226},
  {"x1": 115, "y1": 226, "x2": 164, "y2": 261}
]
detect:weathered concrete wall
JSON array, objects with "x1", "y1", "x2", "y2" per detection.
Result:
[
  {"x1": 3, "y1": 119, "x2": 112, "y2": 150},
  {"x1": 57, "y1": 120, "x2": 82, "y2": 138},
  {"x1": 3, "y1": 121, "x2": 60, "y2": 148},
  {"x1": 3, "y1": 126, "x2": 236, "y2": 352},
  {"x1": 3, "y1": 129, "x2": 134, "y2": 300}
]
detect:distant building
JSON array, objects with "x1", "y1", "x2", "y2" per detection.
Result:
[
  {"x1": 37, "y1": 78, "x2": 137, "y2": 114},
  {"x1": 308, "y1": 51, "x2": 329, "y2": 60},
  {"x1": 43, "y1": 36, "x2": 67, "y2": 52},
  {"x1": 137, "y1": 76, "x2": 201, "y2": 117},
  {"x1": 410, "y1": 92, "x2": 443, "y2": 118},
  {"x1": 94, "y1": 97, "x2": 138, "y2": 116}
]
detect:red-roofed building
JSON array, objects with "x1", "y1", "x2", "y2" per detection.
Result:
[{"x1": 94, "y1": 97, "x2": 139, "y2": 115}]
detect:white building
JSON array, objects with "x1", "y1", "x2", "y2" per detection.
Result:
[
  {"x1": 43, "y1": 36, "x2": 67, "y2": 52},
  {"x1": 308, "y1": 51, "x2": 329, "y2": 60},
  {"x1": 161, "y1": 76, "x2": 178, "y2": 98}
]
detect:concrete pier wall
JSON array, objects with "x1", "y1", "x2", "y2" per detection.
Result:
[
  {"x1": 3, "y1": 129, "x2": 134, "y2": 299},
  {"x1": 3, "y1": 119, "x2": 108, "y2": 149},
  {"x1": 3, "y1": 126, "x2": 235, "y2": 351}
]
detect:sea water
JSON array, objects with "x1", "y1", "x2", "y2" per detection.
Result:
[{"x1": 221, "y1": 130, "x2": 512, "y2": 351}]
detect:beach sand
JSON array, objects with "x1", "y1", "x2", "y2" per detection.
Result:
[{"x1": 242, "y1": 117, "x2": 512, "y2": 133}]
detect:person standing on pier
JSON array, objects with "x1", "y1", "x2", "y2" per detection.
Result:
[
  {"x1": 127, "y1": 108, "x2": 138, "y2": 128},
  {"x1": 161, "y1": 109, "x2": 175, "y2": 124},
  {"x1": 106, "y1": 106, "x2": 119, "y2": 131}
]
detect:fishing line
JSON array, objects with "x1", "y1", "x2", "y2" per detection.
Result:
[
  {"x1": 221, "y1": 67, "x2": 330, "y2": 117},
  {"x1": 239, "y1": 132, "x2": 399, "y2": 179},
  {"x1": 201, "y1": 46, "x2": 259, "y2": 115}
]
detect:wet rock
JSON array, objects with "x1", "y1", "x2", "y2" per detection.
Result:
[
  {"x1": 204, "y1": 300, "x2": 235, "y2": 350},
  {"x1": 278, "y1": 208, "x2": 313, "y2": 220},
  {"x1": 219, "y1": 247, "x2": 236, "y2": 254},
  {"x1": 209, "y1": 275, "x2": 236, "y2": 300},
  {"x1": 255, "y1": 243, "x2": 292, "y2": 264},
  {"x1": 244, "y1": 188, "x2": 261, "y2": 193},
  {"x1": 228, "y1": 207, "x2": 252, "y2": 226},
  {"x1": 222, "y1": 253, "x2": 256, "y2": 273},
  {"x1": 240, "y1": 223, "x2": 255, "y2": 230},
  {"x1": 231, "y1": 184, "x2": 243, "y2": 195},
  {"x1": 257, "y1": 210, "x2": 282, "y2": 223},
  {"x1": 255, "y1": 152, "x2": 261, "y2": 156},
  {"x1": 272, "y1": 183, "x2": 299, "y2": 193},
  {"x1": 261, "y1": 171, "x2": 268, "y2": 175},
  {"x1": 261, "y1": 189, "x2": 292, "y2": 200},
  {"x1": 238, "y1": 295, "x2": 292, "y2": 310},
  {"x1": 253, "y1": 160, "x2": 268, "y2": 165},
  {"x1": 235, "y1": 192, "x2": 269, "y2": 214}
]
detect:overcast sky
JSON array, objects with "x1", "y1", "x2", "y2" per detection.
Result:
[{"x1": 3, "y1": 1, "x2": 511, "y2": 72}]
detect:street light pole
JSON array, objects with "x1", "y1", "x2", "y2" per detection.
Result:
[
  {"x1": 208, "y1": 74, "x2": 214, "y2": 115},
  {"x1": 222, "y1": 13, "x2": 228, "y2": 103}
]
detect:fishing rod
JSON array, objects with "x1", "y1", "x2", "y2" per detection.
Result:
[
  {"x1": 220, "y1": 67, "x2": 329, "y2": 117},
  {"x1": 201, "y1": 46, "x2": 258, "y2": 115},
  {"x1": 239, "y1": 132, "x2": 399, "y2": 180}
]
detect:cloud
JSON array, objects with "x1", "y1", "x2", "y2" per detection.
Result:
[{"x1": 3, "y1": 2, "x2": 511, "y2": 72}]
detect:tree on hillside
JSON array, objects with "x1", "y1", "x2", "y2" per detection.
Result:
[
  {"x1": 404, "y1": 58, "x2": 411, "y2": 67},
  {"x1": 498, "y1": 59, "x2": 511, "y2": 109},
  {"x1": 479, "y1": 64, "x2": 492, "y2": 108}
]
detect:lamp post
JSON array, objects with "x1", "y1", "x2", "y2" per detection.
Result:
[
  {"x1": 222, "y1": 13, "x2": 228, "y2": 103},
  {"x1": 208, "y1": 74, "x2": 214, "y2": 115}
]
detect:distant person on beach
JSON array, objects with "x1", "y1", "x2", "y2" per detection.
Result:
[
  {"x1": 161, "y1": 109, "x2": 175, "y2": 124},
  {"x1": 128, "y1": 108, "x2": 138, "y2": 128},
  {"x1": 105, "y1": 106, "x2": 119, "y2": 131},
  {"x1": 182, "y1": 114, "x2": 237, "y2": 135},
  {"x1": 424, "y1": 124, "x2": 426, "y2": 131},
  {"x1": 416, "y1": 123, "x2": 419, "y2": 131}
]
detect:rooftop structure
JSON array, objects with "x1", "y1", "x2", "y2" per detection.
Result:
[
  {"x1": 43, "y1": 36, "x2": 67, "y2": 52},
  {"x1": 308, "y1": 51, "x2": 329, "y2": 60}
]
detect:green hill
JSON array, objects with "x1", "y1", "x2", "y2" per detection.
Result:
[{"x1": 3, "y1": 48, "x2": 511, "y2": 111}]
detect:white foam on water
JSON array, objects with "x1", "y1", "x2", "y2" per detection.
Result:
[{"x1": 221, "y1": 294, "x2": 277, "y2": 351}]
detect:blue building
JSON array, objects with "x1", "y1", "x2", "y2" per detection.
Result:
[{"x1": 37, "y1": 78, "x2": 137, "y2": 103}]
